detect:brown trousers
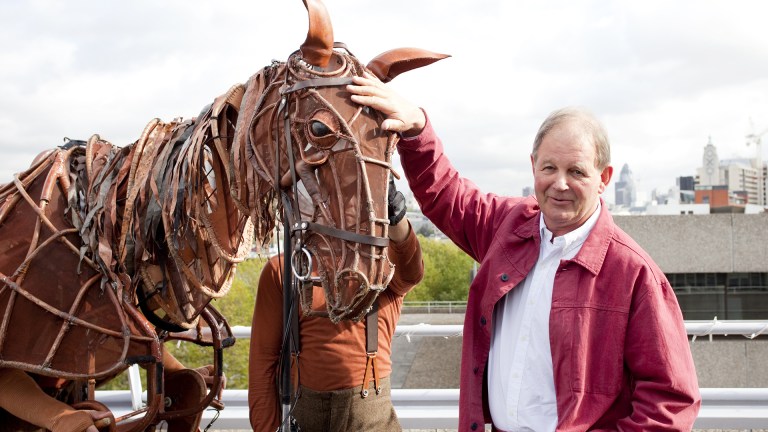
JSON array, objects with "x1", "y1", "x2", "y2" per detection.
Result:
[{"x1": 292, "y1": 377, "x2": 400, "y2": 432}]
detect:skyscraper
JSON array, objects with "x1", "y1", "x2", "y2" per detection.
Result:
[{"x1": 615, "y1": 163, "x2": 637, "y2": 207}]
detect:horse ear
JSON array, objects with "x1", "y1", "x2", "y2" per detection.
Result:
[
  {"x1": 366, "y1": 48, "x2": 450, "y2": 83},
  {"x1": 300, "y1": 0, "x2": 334, "y2": 68}
]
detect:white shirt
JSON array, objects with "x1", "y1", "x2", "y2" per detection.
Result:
[{"x1": 488, "y1": 203, "x2": 601, "y2": 431}]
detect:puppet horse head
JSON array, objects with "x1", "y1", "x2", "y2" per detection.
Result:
[{"x1": 232, "y1": 0, "x2": 447, "y2": 322}]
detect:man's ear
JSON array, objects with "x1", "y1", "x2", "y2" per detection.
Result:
[{"x1": 598, "y1": 165, "x2": 614, "y2": 193}]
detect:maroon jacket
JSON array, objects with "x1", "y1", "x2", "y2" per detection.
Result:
[{"x1": 398, "y1": 117, "x2": 701, "y2": 431}]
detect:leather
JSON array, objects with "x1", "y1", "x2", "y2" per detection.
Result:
[
  {"x1": 300, "y1": 0, "x2": 335, "y2": 68},
  {"x1": 0, "y1": 0, "x2": 446, "y2": 429},
  {"x1": 162, "y1": 369, "x2": 207, "y2": 432},
  {"x1": 367, "y1": 48, "x2": 451, "y2": 83}
]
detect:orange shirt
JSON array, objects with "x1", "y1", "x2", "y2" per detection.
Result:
[{"x1": 248, "y1": 226, "x2": 423, "y2": 431}]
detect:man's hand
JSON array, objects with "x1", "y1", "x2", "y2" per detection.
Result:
[{"x1": 348, "y1": 72, "x2": 426, "y2": 137}]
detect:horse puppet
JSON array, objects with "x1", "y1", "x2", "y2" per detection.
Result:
[{"x1": 0, "y1": 0, "x2": 447, "y2": 431}]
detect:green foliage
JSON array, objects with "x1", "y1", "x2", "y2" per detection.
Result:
[
  {"x1": 406, "y1": 235, "x2": 474, "y2": 302},
  {"x1": 100, "y1": 238, "x2": 475, "y2": 391},
  {"x1": 99, "y1": 257, "x2": 267, "y2": 390},
  {"x1": 167, "y1": 256, "x2": 268, "y2": 389}
]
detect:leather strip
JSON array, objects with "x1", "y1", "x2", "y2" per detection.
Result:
[
  {"x1": 300, "y1": 221, "x2": 389, "y2": 247},
  {"x1": 281, "y1": 77, "x2": 354, "y2": 94},
  {"x1": 365, "y1": 300, "x2": 378, "y2": 354}
]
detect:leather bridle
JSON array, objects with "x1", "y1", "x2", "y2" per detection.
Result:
[{"x1": 264, "y1": 49, "x2": 396, "y2": 322}]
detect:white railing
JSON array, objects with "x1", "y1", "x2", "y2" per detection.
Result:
[
  {"x1": 401, "y1": 300, "x2": 467, "y2": 314},
  {"x1": 97, "y1": 387, "x2": 768, "y2": 430},
  {"x1": 220, "y1": 319, "x2": 768, "y2": 340},
  {"x1": 99, "y1": 320, "x2": 768, "y2": 430}
]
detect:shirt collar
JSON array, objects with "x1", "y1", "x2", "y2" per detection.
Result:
[{"x1": 539, "y1": 201, "x2": 602, "y2": 256}]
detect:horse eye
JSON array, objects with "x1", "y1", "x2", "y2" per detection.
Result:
[
  {"x1": 310, "y1": 120, "x2": 332, "y2": 137},
  {"x1": 305, "y1": 110, "x2": 340, "y2": 149}
]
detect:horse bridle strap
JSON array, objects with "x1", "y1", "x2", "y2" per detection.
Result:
[
  {"x1": 281, "y1": 77, "x2": 354, "y2": 95},
  {"x1": 282, "y1": 74, "x2": 389, "y2": 249},
  {"x1": 293, "y1": 221, "x2": 389, "y2": 247}
]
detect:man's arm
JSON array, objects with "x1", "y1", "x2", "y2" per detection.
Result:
[
  {"x1": 386, "y1": 218, "x2": 424, "y2": 297},
  {"x1": 349, "y1": 73, "x2": 521, "y2": 263},
  {"x1": 0, "y1": 368, "x2": 105, "y2": 432},
  {"x1": 618, "y1": 278, "x2": 701, "y2": 430},
  {"x1": 248, "y1": 256, "x2": 285, "y2": 431}
]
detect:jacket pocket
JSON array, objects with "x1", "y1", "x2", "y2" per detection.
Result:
[{"x1": 566, "y1": 306, "x2": 628, "y2": 395}]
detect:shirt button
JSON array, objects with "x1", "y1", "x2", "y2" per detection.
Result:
[
  {"x1": 480, "y1": 316, "x2": 486, "y2": 326},
  {"x1": 500, "y1": 273, "x2": 509, "y2": 282},
  {"x1": 471, "y1": 422, "x2": 478, "y2": 430}
]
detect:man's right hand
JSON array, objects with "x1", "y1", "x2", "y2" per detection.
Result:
[{"x1": 348, "y1": 72, "x2": 426, "y2": 137}]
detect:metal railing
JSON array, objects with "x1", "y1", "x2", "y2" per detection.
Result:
[
  {"x1": 96, "y1": 387, "x2": 768, "y2": 430},
  {"x1": 98, "y1": 319, "x2": 768, "y2": 430},
  {"x1": 401, "y1": 300, "x2": 467, "y2": 314}
]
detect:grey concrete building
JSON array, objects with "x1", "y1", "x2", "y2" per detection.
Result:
[{"x1": 614, "y1": 213, "x2": 768, "y2": 319}]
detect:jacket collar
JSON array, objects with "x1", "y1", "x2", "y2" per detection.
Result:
[
  {"x1": 510, "y1": 196, "x2": 614, "y2": 276},
  {"x1": 569, "y1": 197, "x2": 614, "y2": 275},
  {"x1": 512, "y1": 195, "x2": 542, "y2": 243}
]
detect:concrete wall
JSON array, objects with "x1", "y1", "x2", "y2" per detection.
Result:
[
  {"x1": 393, "y1": 314, "x2": 768, "y2": 390},
  {"x1": 613, "y1": 213, "x2": 768, "y2": 273}
]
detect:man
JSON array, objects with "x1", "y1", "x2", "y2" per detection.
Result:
[
  {"x1": 346, "y1": 73, "x2": 701, "y2": 431},
  {"x1": 248, "y1": 181, "x2": 424, "y2": 432}
]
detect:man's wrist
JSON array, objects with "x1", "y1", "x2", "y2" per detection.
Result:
[
  {"x1": 388, "y1": 218, "x2": 411, "y2": 243},
  {"x1": 401, "y1": 108, "x2": 426, "y2": 138}
]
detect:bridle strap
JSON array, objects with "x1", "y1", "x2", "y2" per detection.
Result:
[
  {"x1": 365, "y1": 300, "x2": 379, "y2": 354},
  {"x1": 281, "y1": 77, "x2": 354, "y2": 94},
  {"x1": 294, "y1": 221, "x2": 389, "y2": 248},
  {"x1": 280, "y1": 75, "x2": 390, "y2": 249}
]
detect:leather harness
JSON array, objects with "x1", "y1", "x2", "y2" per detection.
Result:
[{"x1": 279, "y1": 71, "x2": 386, "y2": 398}]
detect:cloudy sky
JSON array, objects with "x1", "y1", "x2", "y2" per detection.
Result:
[{"x1": 2, "y1": 0, "x2": 768, "y2": 203}]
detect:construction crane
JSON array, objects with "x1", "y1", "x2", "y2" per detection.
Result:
[{"x1": 746, "y1": 119, "x2": 768, "y2": 206}]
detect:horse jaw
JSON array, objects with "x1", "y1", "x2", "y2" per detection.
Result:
[{"x1": 366, "y1": 48, "x2": 451, "y2": 83}]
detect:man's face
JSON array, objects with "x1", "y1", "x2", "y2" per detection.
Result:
[{"x1": 531, "y1": 121, "x2": 613, "y2": 238}]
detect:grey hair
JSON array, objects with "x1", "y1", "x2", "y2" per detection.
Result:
[{"x1": 531, "y1": 107, "x2": 611, "y2": 170}]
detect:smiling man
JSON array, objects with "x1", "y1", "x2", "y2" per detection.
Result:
[
  {"x1": 531, "y1": 108, "x2": 612, "y2": 239},
  {"x1": 347, "y1": 74, "x2": 701, "y2": 432}
]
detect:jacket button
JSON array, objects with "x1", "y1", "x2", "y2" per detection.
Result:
[
  {"x1": 471, "y1": 422, "x2": 478, "y2": 430},
  {"x1": 500, "y1": 273, "x2": 509, "y2": 281},
  {"x1": 480, "y1": 316, "x2": 486, "y2": 326},
  {"x1": 473, "y1": 366, "x2": 479, "y2": 374}
]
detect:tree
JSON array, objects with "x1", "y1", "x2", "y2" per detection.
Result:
[
  {"x1": 406, "y1": 235, "x2": 474, "y2": 302},
  {"x1": 100, "y1": 257, "x2": 267, "y2": 390}
]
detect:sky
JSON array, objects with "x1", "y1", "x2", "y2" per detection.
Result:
[{"x1": 2, "y1": 0, "x2": 768, "y2": 203}]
